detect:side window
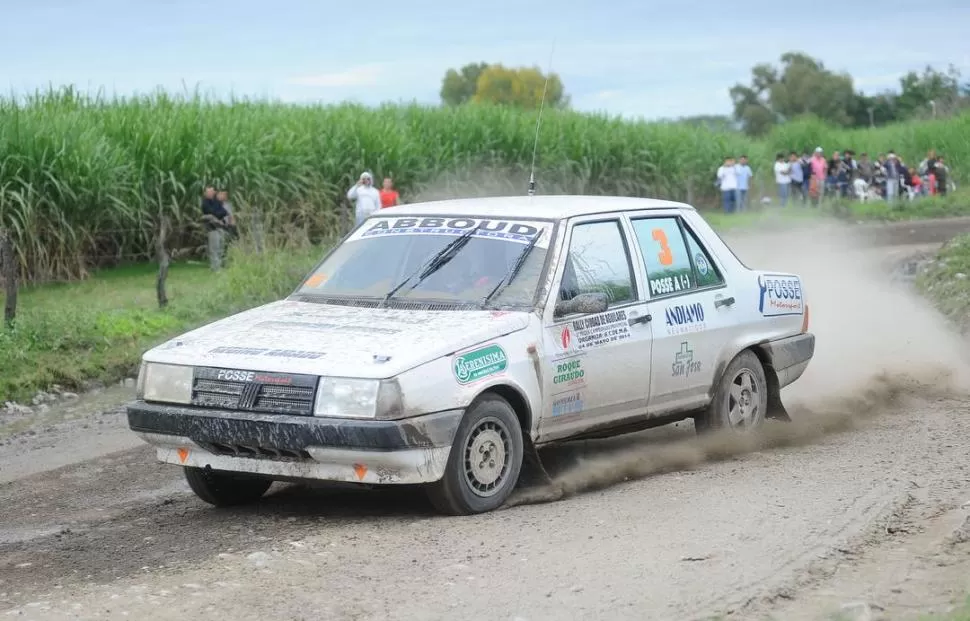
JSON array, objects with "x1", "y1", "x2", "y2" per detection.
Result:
[
  {"x1": 682, "y1": 224, "x2": 724, "y2": 288},
  {"x1": 558, "y1": 220, "x2": 636, "y2": 307},
  {"x1": 631, "y1": 217, "x2": 695, "y2": 297}
]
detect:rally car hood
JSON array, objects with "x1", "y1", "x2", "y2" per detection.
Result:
[{"x1": 143, "y1": 299, "x2": 532, "y2": 378}]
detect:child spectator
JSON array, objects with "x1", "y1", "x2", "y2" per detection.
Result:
[
  {"x1": 735, "y1": 155, "x2": 753, "y2": 211},
  {"x1": 379, "y1": 177, "x2": 400, "y2": 208}
]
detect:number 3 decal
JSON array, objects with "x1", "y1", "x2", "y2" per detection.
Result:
[{"x1": 652, "y1": 228, "x2": 674, "y2": 266}]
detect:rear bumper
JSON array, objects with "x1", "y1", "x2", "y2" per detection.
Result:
[
  {"x1": 761, "y1": 332, "x2": 815, "y2": 388},
  {"x1": 127, "y1": 401, "x2": 464, "y2": 485}
]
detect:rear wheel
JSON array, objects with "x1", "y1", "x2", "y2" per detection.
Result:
[
  {"x1": 183, "y1": 466, "x2": 273, "y2": 507},
  {"x1": 695, "y1": 350, "x2": 767, "y2": 434},
  {"x1": 426, "y1": 394, "x2": 524, "y2": 515}
]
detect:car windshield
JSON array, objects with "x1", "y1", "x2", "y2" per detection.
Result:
[{"x1": 292, "y1": 215, "x2": 554, "y2": 308}]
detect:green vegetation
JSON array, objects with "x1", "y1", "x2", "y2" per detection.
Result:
[
  {"x1": 0, "y1": 239, "x2": 323, "y2": 403},
  {"x1": 915, "y1": 232, "x2": 970, "y2": 332},
  {"x1": 731, "y1": 52, "x2": 968, "y2": 135},
  {"x1": 2, "y1": 88, "x2": 969, "y2": 283}
]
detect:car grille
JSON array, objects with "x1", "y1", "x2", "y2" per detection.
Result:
[{"x1": 191, "y1": 367, "x2": 318, "y2": 416}]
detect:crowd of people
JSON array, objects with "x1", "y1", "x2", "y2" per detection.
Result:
[{"x1": 716, "y1": 148, "x2": 954, "y2": 212}]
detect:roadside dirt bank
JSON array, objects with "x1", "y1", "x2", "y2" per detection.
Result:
[{"x1": 1, "y1": 217, "x2": 970, "y2": 620}]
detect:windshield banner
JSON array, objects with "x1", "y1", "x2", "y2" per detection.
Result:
[{"x1": 348, "y1": 216, "x2": 554, "y2": 248}]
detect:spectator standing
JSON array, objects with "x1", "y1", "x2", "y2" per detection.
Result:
[
  {"x1": 379, "y1": 177, "x2": 400, "y2": 208},
  {"x1": 935, "y1": 157, "x2": 948, "y2": 196},
  {"x1": 810, "y1": 147, "x2": 827, "y2": 206},
  {"x1": 201, "y1": 185, "x2": 230, "y2": 271},
  {"x1": 716, "y1": 156, "x2": 739, "y2": 214},
  {"x1": 347, "y1": 171, "x2": 382, "y2": 226},
  {"x1": 788, "y1": 152, "x2": 805, "y2": 203},
  {"x1": 773, "y1": 153, "x2": 791, "y2": 206},
  {"x1": 216, "y1": 190, "x2": 238, "y2": 237},
  {"x1": 884, "y1": 152, "x2": 904, "y2": 202},
  {"x1": 858, "y1": 153, "x2": 874, "y2": 184},
  {"x1": 734, "y1": 155, "x2": 753, "y2": 211}
]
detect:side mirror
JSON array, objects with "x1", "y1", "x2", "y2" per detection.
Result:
[{"x1": 554, "y1": 292, "x2": 609, "y2": 318}]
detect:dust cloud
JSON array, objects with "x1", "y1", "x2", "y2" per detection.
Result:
[{"x1": 508, "y1": 217, "x2": 970, "y2": 508}]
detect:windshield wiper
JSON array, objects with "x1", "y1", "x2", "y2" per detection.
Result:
[
  {"x1": 481, "y1": 229, "x2": 543, "y2": 308},
  {"x1": 381, "y1": 225, "x2": 480, "y2": 306}
]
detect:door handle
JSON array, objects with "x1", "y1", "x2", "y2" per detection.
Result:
[
  {"x1": 629, "y1": 314, "x2": 652, "y2": 325},
  {"x1": 714, "y1": 296, "x2": 735, "y2": 308}
]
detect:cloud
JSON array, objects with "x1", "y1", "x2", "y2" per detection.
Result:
[{"x1": 286, "y1": 64, "x2": 387, "y2": 88}]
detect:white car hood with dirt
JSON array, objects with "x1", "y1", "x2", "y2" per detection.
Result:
[{"x1": 144, "y1": 299, "x2": 532, "y2": 378}]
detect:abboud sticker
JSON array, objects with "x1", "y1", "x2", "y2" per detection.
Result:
[
  {"x1": 348, "y1": 217, "x2": 552, "y2": 248},
  {"x1": 453, "y1": 344, "x2": 508, "y2": 385},
  {"x1": 758, "y1": 274, "x2": 804, "y2": 316}
]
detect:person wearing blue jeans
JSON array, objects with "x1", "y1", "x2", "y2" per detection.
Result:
[
  {"x1": 735, "y1": 155, "x2": 753, "y2": 211},
  {"x1": 716, "y1": 156, "x2": 739, "y2": 213}
]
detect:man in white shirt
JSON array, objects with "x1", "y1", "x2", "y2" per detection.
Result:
[
  {"x1": 716, "y1": 156, "x2": 739, "y2": 213},
  {"x1": 347, "y1": 171, "x2": 382, "y2": 226},
  {"x1": 734, "y1": 155, "x2": 753, "y2": 211},
  {"x1": 773, "y1": 152, "x2": 791, "y2": 207}
]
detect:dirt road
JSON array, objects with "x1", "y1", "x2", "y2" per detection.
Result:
[{"x1": 2, "y1": 217, "x2": 970, "y2": 621}]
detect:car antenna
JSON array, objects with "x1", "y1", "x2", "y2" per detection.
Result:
[{"x1": 528, "y1": 39, "x2": 556, "y2": 197}]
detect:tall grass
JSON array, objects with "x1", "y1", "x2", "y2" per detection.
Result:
[{"x1": 1, "y1": 87, "x2": 968, "y2": 282}]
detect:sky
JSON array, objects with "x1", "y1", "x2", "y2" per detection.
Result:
[{"x1": 3, "y1": 0, "x2": 969, "y2": 121}]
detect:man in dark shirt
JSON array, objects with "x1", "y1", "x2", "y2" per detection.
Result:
[
  {"x1": 201, "y1": 186, "x2": 228, "y2": 224},
  {"x1": 200, "y1": 186, "x2": 229, "y2": 270}
]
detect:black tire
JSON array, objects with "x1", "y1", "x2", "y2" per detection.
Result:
[
  {"x1": 183, "y1": 466, "x2": 273, "y2": 507},
  {"x1": 426, "y1": 394, "x2": 524, "y2": 516},
  {"x1": 694, "y1": 349, "x2": 768, "y2": 434}
]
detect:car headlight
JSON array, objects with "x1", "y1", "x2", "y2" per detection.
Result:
[
  {"x1": 141, "y1": 362, "x2": 193, "y2": 404},
  {"x1": 313, "y1": 377, "x2": 403, "y2": 420}
]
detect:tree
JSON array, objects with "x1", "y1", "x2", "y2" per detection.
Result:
[
  {"x1": 895, "y1": 64, "x2": 963, "y2": 118},
  {"x1": 730, "y1": 52, "x2": 857, "y2": 135},
  {"x1": 472, "y1": 64, "x2": 567, "y2": 109},
  {"x1": 440, "y1": 62, "x2": 489, "y2": 106},
  {"x1": 439, "y1": 63, "x2": 568, "y2": 109}
]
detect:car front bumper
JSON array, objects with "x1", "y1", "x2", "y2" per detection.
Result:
[{"x1": 126, "y1": 401, "x2": 464, "y2": 485}]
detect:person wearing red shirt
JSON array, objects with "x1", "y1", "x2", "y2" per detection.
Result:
[{"x1": 379, "y1": 177, "x2": 400, "y2": 208}]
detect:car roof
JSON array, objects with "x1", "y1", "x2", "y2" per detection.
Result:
[{"x1": 377, "y1": 195, "x2": 695, "y2": 221}]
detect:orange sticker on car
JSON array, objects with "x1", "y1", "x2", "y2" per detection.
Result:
[
  {"x1": 177, "y1": 448, "x2": 189, "y2": 463},
  {"x1": 305, "y1": 273, "x2": 327, "y2": 287}
]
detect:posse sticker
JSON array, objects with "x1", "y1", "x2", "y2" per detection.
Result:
[
  {"x1": 664, "y1": 302, "x2": 705, "y2": 335},
  {"x1": 350, "y1": 217, "x2": 552, "y2": 248},
  {"x1": 758, "y1": 274, "x2": 804, "y2": 316},
  {"x1": 569, "y1": 310, "x2": 631, "y2": 350},
  {"x1": 671, "y1": 341, "x2": 702, "y2": 378},
  {"x1": 649, "y1": 273, "x2": 692, "y2": 296},
  {"x1": 453, "y1": 344, "x2": 508, "y2": 385},
  {"x1": 552, "y1": 358, "x2": 585, "y2": 386},
  {"x1": 551, "y1": 391, "x2": 584, "y2": 418},
  {"x1": 694, "y1": 253, "x2": 710, "y2": 276}
]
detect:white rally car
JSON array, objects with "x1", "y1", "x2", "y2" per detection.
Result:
[{"x1": 129, "y1": 196, "x2": 814, "y2": 515}]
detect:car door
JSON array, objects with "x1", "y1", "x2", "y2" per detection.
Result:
[
  {"x1": 625, "y1": 212, "x2": 739, "y2": 417},
  {"x1": 538, "y1": 215, "x2": 654, "y2": 442}
]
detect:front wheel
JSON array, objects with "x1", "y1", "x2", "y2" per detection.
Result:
[
  {"x1": 426, "y1": 394, "x2": 524, "y2": 515},
  {"x1": 183, "y1": 466, "x2": 273, "y2": 507},
  {"x1": 694, "y1": 350, "x2": 768, "y2": 434}
]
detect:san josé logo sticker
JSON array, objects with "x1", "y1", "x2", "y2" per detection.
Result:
[{"x1": 453, "y1": 344, "x2": 508, "y2": 385}]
